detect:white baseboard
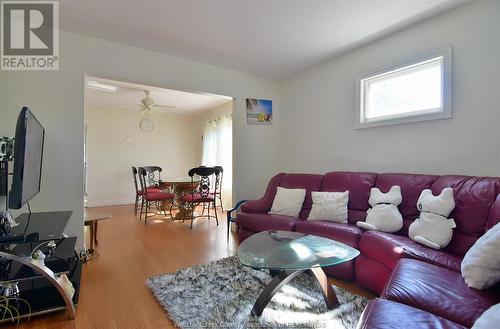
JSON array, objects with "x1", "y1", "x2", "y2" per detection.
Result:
[{"x1": 85, "y1": 198, "x2": 134, "y2": 208}]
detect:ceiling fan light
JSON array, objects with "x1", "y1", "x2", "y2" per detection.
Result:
[{"x1": 87, "y1": 81, "x2": 118, "y2": 92}]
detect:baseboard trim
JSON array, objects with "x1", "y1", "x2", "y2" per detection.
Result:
[{"x1": 85, "y1": 199, "x2": 134, "y2": 208}]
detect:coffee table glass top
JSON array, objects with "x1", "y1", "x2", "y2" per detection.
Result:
[{"x1": 238, "y1": 230, "x2": 360, "y2": 271}]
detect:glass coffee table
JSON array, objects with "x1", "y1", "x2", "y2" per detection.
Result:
[{"x1": 238, "y1": 230, "x2": 360, "y2": 316}]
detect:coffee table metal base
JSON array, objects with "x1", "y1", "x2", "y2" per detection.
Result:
[{"x1": 251, "y1": 267, "x2": 338, "y2": 317}]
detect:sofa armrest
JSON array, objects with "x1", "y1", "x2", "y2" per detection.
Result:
[
  {"x1": 241, "y1": 173, "x2": 285, "y2": 213},
  {"x1": 240, "y1": 199, "x2": 269, "y2": 213},
  {"x1": 227, "y1": 200, "x2": 248, "y2": 222}
]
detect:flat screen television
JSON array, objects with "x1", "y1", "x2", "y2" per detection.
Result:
[{"x1": 9, "y1": 107, "x2": 45, "y2": 209}]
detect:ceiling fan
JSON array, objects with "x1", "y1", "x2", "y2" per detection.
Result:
[{"x1": 138, "y1": 90, "x2": 176, "y2": 114}]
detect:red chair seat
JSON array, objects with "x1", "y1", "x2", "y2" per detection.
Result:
[
  {"x1": 138, "y1": 187, "x2": 161, "y2": 195},
  {"x1": 145, "y1": 192, "x2": 175, "y2": 201},
  {"x1": 180, "y1": 194, "x2": 215, "y2": 203}
]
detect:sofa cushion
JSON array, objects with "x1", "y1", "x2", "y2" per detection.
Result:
[
  {"x1": 269, "y1": 186, "x2": 306, "y2": 217},
  {"x1": 236, "y1": 212, "x2": 298, "y2": 232},
  {"x1": 359, "y1": 230, "x2": 462, "y2": 271},
  {"x1": 461, "y1": 222, "x2": 500, "y2": 290},
  {"x1": 471, "y1": 303, "x2": 500, "y2": 329},
  {"x1": 382, "y1": 259, "x2": 500, "y2": 327},
  {"x1": 307, "y1": 191, "x2": 349, "y2": 223},
  {"x1": 431, "y1": 176, "x2": 500, "y2": 257},
  {"x1": 357, "y1": 298, "x2": 467, "y2": 329},
  {"x1": 278, "y1": 173, "x2": 324, "y2": 219},
  {"x1": 294, "y1": 220, "x2": 363, "y2": 247},
  {"x1": 375, "y1": 173, "x2": 439, "y2": 234},
  {"x1": 321, "y1": 172, "x2": 377, "y2": 224}
]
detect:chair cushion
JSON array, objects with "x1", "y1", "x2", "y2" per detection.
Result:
[
  {"x1": 358, "y1": 298, "x2": 467, "y2": 329},
  {"x1": 138, "y1": 188, "x2": 161, "y2": 195},
  {"x1": 146, "y1": 192, "x2": 175, "y2": 201},
  {"x1": 236, "y1": 213, "x2": 298, "y2": 232},
  {"x1": 294, "y1": 221, "x2": 363, "y2": 247},
  {"x1": 359, "y1": 230, "x2": 462, "y2": 271},
  {"x1": 382, "y1": 259, "x2": 500, "y2": 327},
  {"x1": 180, "y1": 194, "x2": 214, "y2": 203}
]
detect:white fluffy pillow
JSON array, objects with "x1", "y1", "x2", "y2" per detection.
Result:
[
  {"x1": 471, "y1": 303, "x2": 500, "y2": 329},
  {"x1": 269, "y1": 187, "x2": 306, "y2": 217},
  {"x1": 307, "y1": 191, "x2": 349, "y2": 223},
  {"x1": 461, "y1": 222, "x2": 500, "y2": 289}
]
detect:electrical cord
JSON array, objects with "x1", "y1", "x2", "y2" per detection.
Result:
[{"x1": 22, "y1": 202, "x2": 32, "y2": 238}]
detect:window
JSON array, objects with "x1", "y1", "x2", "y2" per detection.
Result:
[
  {"x1": 201, "y1": 114, "x2": 232, "y2": 208},
  {"x1": 356, "y1": 47, "x2": 451, "y2": 129}
]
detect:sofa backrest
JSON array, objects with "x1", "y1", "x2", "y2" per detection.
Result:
[
  {"x1": 268, "y1": 171, "x2": 499, "y2": 257},
  {"x1": 321, "y1": 172, "x2": 377, "y2": 224},
  {"x1": 374, "y1": 173, "x2": 439, "y2": 233},
  {"x1": 430, "y1": 176, "x2": 500, "y2": 256}
]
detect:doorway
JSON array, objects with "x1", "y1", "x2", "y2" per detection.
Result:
[{"x1": 83, "y1": 76, "x2": 234, "y2": 209}]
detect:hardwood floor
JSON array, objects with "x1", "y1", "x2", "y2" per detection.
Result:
[{"x1": 6, "y1": 204, "x2": 373, "y2": 329}]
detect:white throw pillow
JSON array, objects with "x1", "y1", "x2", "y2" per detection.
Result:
[
  {"x1": 471, "y1": 303, "x2": 500, "y2": 329},
  {"x1": 268, "y1": 187, "x2": 306, "y2": 217},
  {"x1": 307, "y1": 191, "x2": 349, "y2": 223},
  {"x1": 461, "y1": 222, "x2": 500, "y2": 289}
]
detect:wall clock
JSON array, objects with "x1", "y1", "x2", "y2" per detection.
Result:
[{"x1": 140, "y1": 118, "x2": 155, "y2": 132}]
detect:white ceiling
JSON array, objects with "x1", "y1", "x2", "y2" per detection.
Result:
[
  {"x1": 85, "y1": 77, "x2": 232, "y2": 114},
  {"x1": 62, "y1": 0, "x2": 469, "y2": 80}
]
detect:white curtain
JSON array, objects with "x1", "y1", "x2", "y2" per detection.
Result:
[{"x1": 201, "y1": 115, "x2": 232, "y2": 208}]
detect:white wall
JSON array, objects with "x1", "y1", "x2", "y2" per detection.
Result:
[
  {"x1": 0, "y1": 31, "x2": 280, "y2": 249},
  {"x1": 279, "y1": 0, "x2": 500, "y2": 177},
  {"x1": 84, "y1": 108, "x2": 201, "y2": 207}
]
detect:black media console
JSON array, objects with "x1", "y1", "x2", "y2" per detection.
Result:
[{"x1": 0, "y1": 211, "x2": 82, "y2": 322}]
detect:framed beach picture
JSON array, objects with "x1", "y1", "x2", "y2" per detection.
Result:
[{"x1": 246, "y1": 98, "x2": 272, "y2": 125}]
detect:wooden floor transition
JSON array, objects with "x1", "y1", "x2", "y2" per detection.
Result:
[{"x1": 6, "y1": 204, "x2": 374, "y2": 329}]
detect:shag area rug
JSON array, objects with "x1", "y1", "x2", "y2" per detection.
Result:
[{"x1": 146, "y1": 256, "x2": 368, "y2": 329}]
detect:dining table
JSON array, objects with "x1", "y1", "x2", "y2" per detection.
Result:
[{"x1": 156, "y1": 176, "x2": 200, "y2": 221}]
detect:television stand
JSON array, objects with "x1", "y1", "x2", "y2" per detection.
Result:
[
  {"x1": 0, "y1": 250, "x2": 76, "y2": 319},
  {"x1": 0, "y1": 212, "x2": 81, "y2": 323}
]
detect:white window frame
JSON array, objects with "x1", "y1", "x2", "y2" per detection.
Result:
[{"x1": 355, "y1": 47, "x2": 452, "y2": 129}]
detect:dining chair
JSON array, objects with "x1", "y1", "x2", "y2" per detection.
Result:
[
  {"x1": 200, "y1": 165, "x2": 224, "y2": 215},
  {"x1": 132, "y1": 166, "x2": 161, "y2": 215},
  {"x1": 138, "y1": 167, "x2": 175, "y2": 224},
  {"x1": 180, "y1": 166, "x2": 221, "y2": 229},
  {"x1": 214, "y1": 166, "x2": 224, "y2": 211},
  {"x1": 141, "y1": 166, "x2": 162, "y2": 186}
]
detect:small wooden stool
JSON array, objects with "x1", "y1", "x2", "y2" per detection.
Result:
[{"x1": 84, "y1": 213, "x2": 112, "y2": 253}]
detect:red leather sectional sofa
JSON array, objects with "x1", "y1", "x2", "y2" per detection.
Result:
[{"x1": 236, "y1": 172, "x2": 500, "y2": 328}]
